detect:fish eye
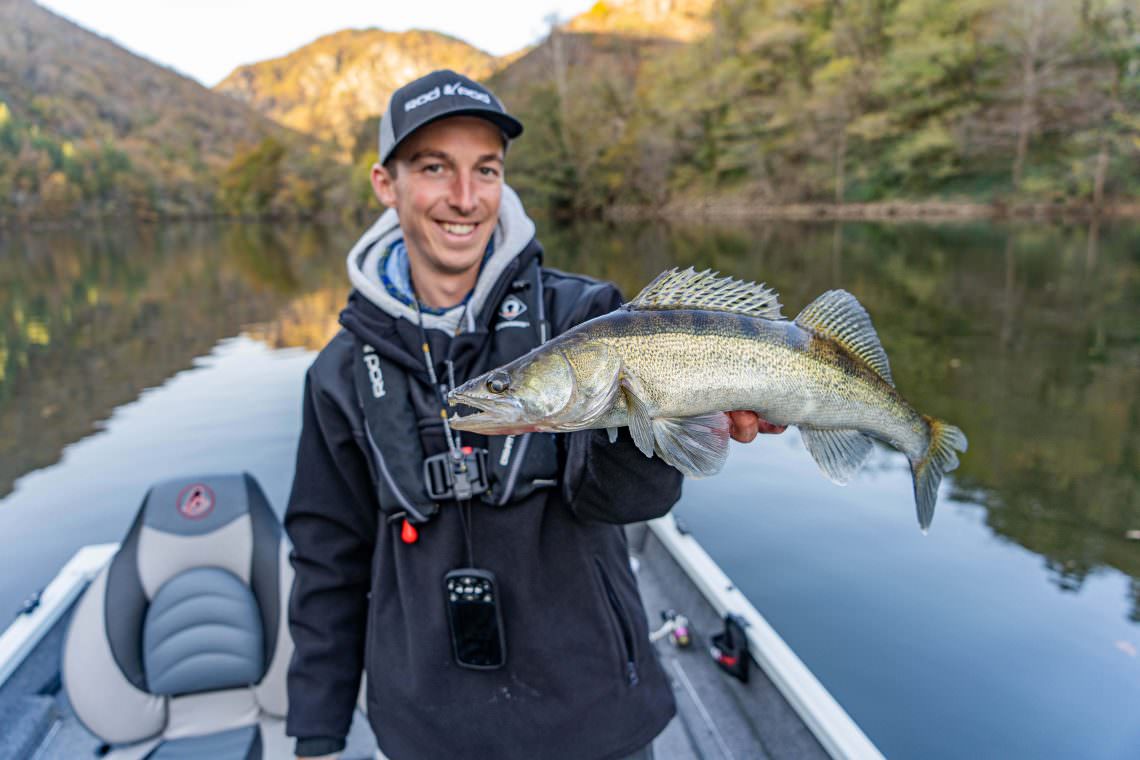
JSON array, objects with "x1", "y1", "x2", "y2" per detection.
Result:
[{"x1": 486, "y1": 372, "x2": 510, "y2": 394}]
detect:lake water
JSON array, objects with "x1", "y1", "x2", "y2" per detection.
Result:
[{"x1": 2, "y1": 217, "x2": 1138, "y2": 758}]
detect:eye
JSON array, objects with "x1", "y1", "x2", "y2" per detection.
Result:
[
  {"x1": 423, "y1": 163, "x2": 445, "y2": 175},
  {"x1": 486, "y1": 372, "x2": 510, "y2": 394},
  {"x1": 479, "y1": 166, "x2": 500, "y2": 178}
]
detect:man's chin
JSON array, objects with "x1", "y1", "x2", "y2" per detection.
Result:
[{"x1": 427, "y1": 238, "x2": 495, "y2": 274}]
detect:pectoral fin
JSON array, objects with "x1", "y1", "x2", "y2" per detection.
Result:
[
  {"x1": 651, "y1": 413, "x2": 732, "y2": 478},
  {"x1": 800, "y1": 427, "x2": 874, "y2": 485},
  {"x1": 620, "y1": 376, "x2": 732, "y2": 476},
  {"x1": 620, "y1": 378, "x2": 656, "y2": 458}
]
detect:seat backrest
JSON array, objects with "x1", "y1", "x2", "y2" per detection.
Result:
[{"x1": 63, "y1": 473, "x2": 293, "y2": 745}]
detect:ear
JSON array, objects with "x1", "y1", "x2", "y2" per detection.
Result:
[{"x1": 371, "y1": 163, "x2": 398, "y2": 208}]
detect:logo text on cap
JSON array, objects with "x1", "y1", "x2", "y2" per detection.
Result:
[
  {"x1": 404, "y1": 86, "x2": 441, "y2": 112},
  {"x1": 443, "y1": 81, "x2": 491, "y2": 105},
  {"x1": 405, "y1": 82, "x2": 493, "y2": 113}
]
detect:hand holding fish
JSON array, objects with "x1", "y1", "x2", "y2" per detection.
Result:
[
  {"x1": 727, "y1": 411, "x2": 787, "y2": 442},
  {"x1": 449, "y1": 268, "x2": 967, "y2": 532}
]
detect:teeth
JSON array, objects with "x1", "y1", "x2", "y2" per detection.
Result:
[{"x1": 441, "y1": 222, "x2": 475, "y2": 235}]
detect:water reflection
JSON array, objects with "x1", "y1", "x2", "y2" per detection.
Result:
[
  {"x1": 0, "y1": 221, "x2": 354, "y2": 498},
  {"x1": 2, "y1": 218, "x2": 1137, "y2": 621},
  {"x1": 541, "y1": 220, "x2": 1140, "y2": 619}
]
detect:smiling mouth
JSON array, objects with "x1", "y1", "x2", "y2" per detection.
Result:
[{"x1": 438, "y1": 221, "x2": 477, "y2": 236}]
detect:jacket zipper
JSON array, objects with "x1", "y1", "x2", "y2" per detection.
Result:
[{"x1": 594, "y1": 558, "x2": 639, "y2": 686}]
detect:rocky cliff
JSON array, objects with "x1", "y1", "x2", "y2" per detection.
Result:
[{"x1": 215, "y1": 29, "x2": 495, "y2": 154}]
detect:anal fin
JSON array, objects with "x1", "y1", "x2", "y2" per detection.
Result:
[
  {"x1": 800, "y1": 427, "x2": 874, "y2": 485},
  {"x1": 651, "y1": 413, "x2": 732, "y2": 478}
]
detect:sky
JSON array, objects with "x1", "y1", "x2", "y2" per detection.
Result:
[{"x1": 36, "y1": 0, "x2": 599, "y2": 87}]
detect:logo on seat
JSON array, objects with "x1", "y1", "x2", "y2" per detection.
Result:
[{"x1": 176, "y1": 483, "x2": 216, "y2": 520}]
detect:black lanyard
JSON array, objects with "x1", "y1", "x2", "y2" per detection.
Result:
[{"x1": 413, "y1": 301, "x2": 476, "y2": 566}]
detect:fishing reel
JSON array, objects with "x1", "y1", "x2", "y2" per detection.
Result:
[{"x1": 650, "y1": 609, "x2": 691, "y2": 648}]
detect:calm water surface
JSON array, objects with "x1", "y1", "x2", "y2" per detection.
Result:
[{"x1": 1, "y1": 218, "x2": 1138, "y2": 759}]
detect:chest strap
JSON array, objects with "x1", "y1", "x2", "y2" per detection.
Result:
[{"x1": 352, "y1": 259, "x2": 559, "y2": 520}]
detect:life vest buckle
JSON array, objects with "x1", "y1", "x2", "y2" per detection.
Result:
[{"x1": 423, "y1": 448, "x2": 491, "y2": 501}]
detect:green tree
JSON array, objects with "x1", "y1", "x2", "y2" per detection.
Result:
[{"x1": 220, "y1": 137, "x2": 287, "y2": 216}]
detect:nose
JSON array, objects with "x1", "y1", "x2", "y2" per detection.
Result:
[{"x1": 448, "y1": 169, "x2": 477, "y2": 215}]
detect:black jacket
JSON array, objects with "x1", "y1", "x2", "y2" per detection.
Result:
[{"x1": 284, "y1": 237, "x2": 683, "y2": 760}]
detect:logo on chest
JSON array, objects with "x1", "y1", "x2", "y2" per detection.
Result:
[
  {"x1": 362, "y1": 344, "x2": 386, "y2": 398},
  {"x1": 496, "y1": 295, "x2": 530, "y2": 331}
]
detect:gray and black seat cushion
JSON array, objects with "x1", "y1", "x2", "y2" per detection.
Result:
[{"x1": 62, "y1": 474, "x2": 293, "y2": 759}]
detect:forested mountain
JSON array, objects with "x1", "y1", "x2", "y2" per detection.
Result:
[
  {"x1": 215, "y1": 29, "x2": 496, "y2": 155},
  {"x1": 565, "y1": 0, "x2": 715, "y2": 40},
  {"x1": 499, "y1": 0, "x2": 1139, "y2": 215},
  {"x1": 210, "y1": 1, "x2": 709, "y2": 156},
  {"x1": 0, "y1": 0, "x2": 349, "y2": 221},
  {"x1": 487, "y1": 29, "x2": 680, "y2": 215},
  {"x1": 2, "y1": 0, "x2": 1136, "y2": 223}
]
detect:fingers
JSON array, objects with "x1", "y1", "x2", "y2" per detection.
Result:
[
  {"x1": 728, "y1": 411, "x2": 787, "y2": 443},
  {"x1": 728, "y1": 411, "x2": 758, "y2": 443},
  {"x1": 756, "y1": 418, "x2": 788, "y2": 435}
]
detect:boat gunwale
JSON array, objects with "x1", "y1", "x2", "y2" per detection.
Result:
[
  {"x1": 648, "y1": 514, "x2": 884, "y2": 760},
  {"x1": 0, "y1": 542, "x2": 118, "y2": 690}
]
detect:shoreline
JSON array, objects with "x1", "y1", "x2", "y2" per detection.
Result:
[
  {"x1": 605, "y1": 200, "x2": 1140, "y2": 223},
  {"x1": 3, "y1": 200, "x2": 1139, "y2": 231}
]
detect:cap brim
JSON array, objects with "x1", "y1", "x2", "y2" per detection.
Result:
[{"x1": 383, "y1": 108, "x2": 523, "y2": 164}]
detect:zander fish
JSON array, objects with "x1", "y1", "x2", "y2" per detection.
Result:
[{"x1": 448, "y1": 268, "x2": 967, "y2": 531}]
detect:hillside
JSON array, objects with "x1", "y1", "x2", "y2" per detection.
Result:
[
  {"x1": 487, "y1": 29, "x2": 679, "y2": 215},
  {"x1": 0, "y1": 0, "x2": 328, "y2": 220},
  {"x1": 501, "y1": 0, "x2": 1140, "y2": 216},
  {"x1": 293, "y1": 0, "x2": 1133, "y2": 217},
  {"x1": 566, "y1": 0, "x2": 714, "y2": 41},
  {"x1": 215, "y1": 29, "x2": 496, "y2": 154},
  {"x1": 4, "y1": 0, "x2": 1134, "y2": 223},
  {"x1": 210, "y1": 1, "x2": 713, "y2": 156}
]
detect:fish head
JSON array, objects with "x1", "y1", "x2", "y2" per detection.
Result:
[{"x1": 448, "y1": 336, "x2": 621, "y2": 434}]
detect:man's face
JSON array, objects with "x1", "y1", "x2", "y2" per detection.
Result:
[{"x1": 371, "y1": 116, "x2": 504, "y2": 278}]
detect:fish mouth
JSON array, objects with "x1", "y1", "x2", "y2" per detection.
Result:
[{"x1": 447, "y1": 389, "x2": 532, "y2": 435}]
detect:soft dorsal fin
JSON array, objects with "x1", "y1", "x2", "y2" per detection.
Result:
[
  {"x1": 626, "y1": 268, "x2": 783, "y2": 319},
  {"x1": 794, "y1": 290, "x2": 894, "y2": 386}
]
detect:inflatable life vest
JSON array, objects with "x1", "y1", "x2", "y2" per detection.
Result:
[{"x1": 351, "y1": 259, "x2": 559, "y2": 523}]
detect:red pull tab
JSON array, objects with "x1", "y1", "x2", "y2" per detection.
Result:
[{"x1": 401, "y1": 518, "x2": 419, "y2": 544}]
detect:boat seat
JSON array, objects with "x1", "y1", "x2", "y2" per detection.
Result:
[{"x1": 62, "y1": 474, "x2": 295, "y2": 759}]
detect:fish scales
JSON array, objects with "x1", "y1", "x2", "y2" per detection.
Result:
[{"x1": 592, "y1": 309, "x2": 928, "y2": 459}]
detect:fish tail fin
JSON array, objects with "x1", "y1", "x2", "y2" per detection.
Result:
[{"x1": 910, "y1": 417, "x2": 968, "y2": 533}]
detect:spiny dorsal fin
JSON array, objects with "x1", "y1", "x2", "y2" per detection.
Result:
[
  {"x1": 794, "y1": 290, "x2": 894, "y2": 386},
  {"x1": 626, "y1": 267, "x2": 783, "y2": 319}
]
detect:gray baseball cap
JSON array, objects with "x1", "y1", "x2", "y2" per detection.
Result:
[{"x1": 378, "y1": 69, "x2": 523, "y2": 164}]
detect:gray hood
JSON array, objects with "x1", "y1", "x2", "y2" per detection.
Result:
[{"x1": 346, "y1": 185, "x2": 536, "y2": 334}]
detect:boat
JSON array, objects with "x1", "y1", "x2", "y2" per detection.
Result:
[{"x1": 0, "y1": 473, "x2": 882, "y2": 759}]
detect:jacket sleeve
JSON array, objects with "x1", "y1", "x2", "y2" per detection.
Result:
[
  {"x1": 284, "y1": 356, "x2": 379, "y2": 753},
  {"x1": 546, "y1": 273, "x2": 684, "y2": 523}
]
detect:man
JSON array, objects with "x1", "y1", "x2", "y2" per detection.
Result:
[{"x1": 284, "y1": 69, "x2": 781, "y2": 760}]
